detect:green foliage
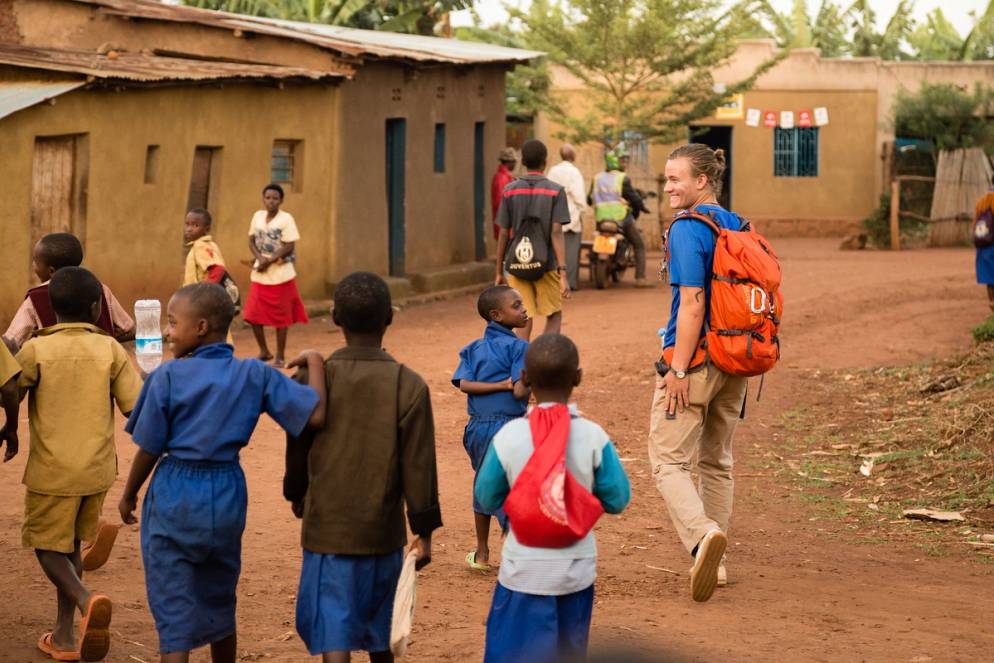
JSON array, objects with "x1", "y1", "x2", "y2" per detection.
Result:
[
  {"x1": 894, "y1": 82, "x2": 994, "y2": 152},
  {"x1": 909, "y1": 9, "x2": 965, "y2": 61},
  {"x1": 453, "y1": 25, "x2": 550, "y2": 118},
  {"x1": 862, "y1": 192, "x2": 928, "y2": 249},
  {"x1": 972, "y1": 317, "x2": 994, "y2": 344},
  {"x1": 183, "y1": 0, "x2": 471, "y2": 34},
  {"x1": 516, "y1": 0, "x2": 782, "y2": 146}
]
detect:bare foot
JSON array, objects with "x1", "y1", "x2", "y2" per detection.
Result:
[
  {"x1": 273, "y1": 357, "x2": 286, "y2": 368},
  {"x1": 257, "y1": 352, "x2": 274, "y2": 362}
]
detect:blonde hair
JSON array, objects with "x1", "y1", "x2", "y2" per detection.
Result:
[{"x1": 668, "y1": 143, "x2": 727, "y2": 196}]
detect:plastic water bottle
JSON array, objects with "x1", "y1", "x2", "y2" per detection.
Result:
[{"x1": 134, "y1": 299, "x2": 163, "y2": 373}]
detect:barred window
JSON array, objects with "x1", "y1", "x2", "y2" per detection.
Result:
[
  {"x1": 271, "y1": 140, "x2": 302, "y2": 191},
  {"x1": 773, "y1": 128, "x2": 818, "y2": 177}
]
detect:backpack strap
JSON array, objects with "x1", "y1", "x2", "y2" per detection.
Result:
[{"x1": 671, "y1": 210, "x2": 721, "y2": 236}]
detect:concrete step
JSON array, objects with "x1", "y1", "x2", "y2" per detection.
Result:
[{"x1": 408, "y1": 261, "x2": 492, "y2": 294}]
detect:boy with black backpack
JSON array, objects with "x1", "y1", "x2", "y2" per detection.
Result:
[{"x1": 494, "y1": 139, "x2": 571, "y2": 341}]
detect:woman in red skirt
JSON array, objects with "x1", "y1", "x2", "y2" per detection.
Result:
[{"x1": 243, "y1": 183, "x2": 309, "y2": 367}]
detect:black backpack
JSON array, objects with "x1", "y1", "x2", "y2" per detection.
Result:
[
  {"x1": 974, "y1": 205, "x2": 994, "y2": 248},
  {"x1": 506, "y1": 179, "x2": 552, "y2": 281}
]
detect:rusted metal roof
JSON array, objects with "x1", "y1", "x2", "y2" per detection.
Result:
[
  {"x1": 0, "y1": 81, "x2": 85, "y2": 120},
  {"x1": 0, "y1": 43, "x2": 346, "y2": 83},
  {"x1": 69, "y1": 0, "x2": 542, "y2": 65}
]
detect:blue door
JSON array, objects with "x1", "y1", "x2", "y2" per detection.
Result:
[
  {"x1": 474, "y1": 122, "x2": 486, "y2": 261},
  {"x1": 386, "y1": 119, "x2": 406, "y2": 276}
]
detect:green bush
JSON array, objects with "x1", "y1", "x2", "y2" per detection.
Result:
[
  {"x1": 894, "y1": 82, "x2": 994, "y2": 154},
  {"x1": 862, "y1": 193, "x2": 930, "y2": 249},
  {"x1": 972, "y1": 317, "x2": 994, "y2": 343}
]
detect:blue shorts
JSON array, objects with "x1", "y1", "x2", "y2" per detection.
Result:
[
  {"x1": 296, "y1": 548, "x2": 404, "y2": 655},
  {"x1": 484, "y1": 583, "x2": 594, "y2": 663},
  {"x1": 464, "y1": 414, "x2": 513, "y2": 525},
  {"x1": 141, "y1": 456, "x2": 247, "y2": 653}
]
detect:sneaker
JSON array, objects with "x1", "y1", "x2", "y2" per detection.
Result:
[
  {"x1": 717, "y1": 562, "x2": 727, "y2": 587},
  {"x1": 690, "y1": 529, "x2": 727, "y2": 602},
  {"x1": 635, "y1": 278, "x2": 654, "y2": 289}
]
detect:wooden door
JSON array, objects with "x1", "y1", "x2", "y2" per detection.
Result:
[
  {"x1": 187, "y1": 147, "x2": 214, "y2": 211},
  {"x1": 30, "y1": 136, "x2": 76, "y2": 251}
]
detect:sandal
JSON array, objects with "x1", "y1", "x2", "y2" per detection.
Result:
[
  {"x1": 81, "y1": 522, "x2": 120, "y2": 572},
  {"x1": 78, "y1": 594, "x2": 112, "y2": 662},
  {"x1": 465, "y1": 551, "x2": 491, "y2": 572},
  {"x1": 37, "y1": 632, "x2": 79, "y2": 662}
]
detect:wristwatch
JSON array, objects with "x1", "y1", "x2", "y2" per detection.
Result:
[{"x1": 671, "y1": 368, "x2": 688, "y2": 379}]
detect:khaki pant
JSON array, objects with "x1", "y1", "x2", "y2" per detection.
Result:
[{"x1": 648, "y1": 365, "x2": 747, "y2": 553}]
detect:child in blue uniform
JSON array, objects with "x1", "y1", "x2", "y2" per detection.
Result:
[
  {"x1": 119, "y1": 283, "x2": 326, "y2": 662},
  {"x1": 475, "y1": 334, "x2": 631, "y2": 663},
  {"x1": 452, "y1": 285, "x2": 530, "y2": 570}
]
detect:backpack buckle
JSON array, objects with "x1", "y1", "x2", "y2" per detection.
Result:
[{"x1": 749, "y1": 287, "x2": 767, "y2": 315}]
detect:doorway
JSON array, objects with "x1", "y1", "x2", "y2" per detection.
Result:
[
  {"x1": 473, "y1": 122, "x2": 485, "y2": 261},
  {"x1": 386, "y1": 119, "x2": 406, "y2": 276},
  {"x1": 30, "y1": 134, "x2": 88, "y2": 273},
  {"x1": 187, "y1": 146, "x2": 221, "y2": 212},
  {"x1": 690, "y1": 125, "x2": 732, "y2": 209}
]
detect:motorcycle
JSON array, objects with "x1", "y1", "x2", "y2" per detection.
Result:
[
  {"x1": 587, "y1": 219, "x2": 635, "y2": 290},
  {"x1": 586, "y1": 189, "x2": 655, "y2": 290}
]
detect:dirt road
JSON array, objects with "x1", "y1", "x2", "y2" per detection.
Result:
[{"x1": 1, "y1": 239, "x2": 992, "y2": 662}]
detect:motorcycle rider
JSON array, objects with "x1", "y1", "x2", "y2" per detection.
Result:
[{"x1": 589, "y1": 150, "x2": 652, "y2": 288}]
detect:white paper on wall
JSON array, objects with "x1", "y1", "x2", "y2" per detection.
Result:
[{"x1": 780, "y1": 110, "x2": 795, "y2": 129}]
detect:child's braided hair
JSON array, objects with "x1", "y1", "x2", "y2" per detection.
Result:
[{"x1": 668, "y1": 143, "x2": 726, "y2": 196}]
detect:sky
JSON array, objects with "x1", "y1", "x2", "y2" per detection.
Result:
[{"x1": 451, "y1": 0, "x2": 988, "y2": 36}]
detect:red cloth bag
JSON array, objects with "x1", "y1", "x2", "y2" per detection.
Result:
[{"x1": 503, "y1": 404, "x2": 605, "y2": 548}]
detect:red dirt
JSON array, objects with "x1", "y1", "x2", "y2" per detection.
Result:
[{"x1": 1, "y1": 239, "x2": 992, "y2": 662}]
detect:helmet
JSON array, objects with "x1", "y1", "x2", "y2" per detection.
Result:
[{"x1": 605, "y1": 151, "x2": 620, "y2": 170}]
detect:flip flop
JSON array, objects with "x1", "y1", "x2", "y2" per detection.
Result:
[
  {"x1": 37, "y1": 632, "x2": 79, "y2": 662},
  {"x1": 465, "y1": 551, "x2": 491, "y2": 572},
  {"x1": 77, "y1": 594, "x2": 112, "y2": 662},
  {"x1": 81, "y1": 522, "x2": 120, "y2": 572}
]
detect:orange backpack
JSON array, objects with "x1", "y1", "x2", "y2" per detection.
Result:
[{"x1": 671, "y1": 210, "x2": 783, "y2": 377}]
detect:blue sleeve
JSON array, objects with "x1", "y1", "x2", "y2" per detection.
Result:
[
  {"x1": 509, "y1": 340, "x2": 527, "y2": 384},
  {"x1": 124, "y1": 368, "x2": 171, "y2": 457},
  {"x1": 668, "y1": 222, "x2": 708, "y2": 288},
  {"x1": 452, "y1": 344, "x2": 476, "y2": 388},
  {"x1": 474, "y1": 443, "x2": 510, "y2": 512},
  {"x1": 263, "y1": 366, "x2": 320, "y2": 438},
  {"x1": 593, "y1": 442, "x2": 631, "y2": 514}
]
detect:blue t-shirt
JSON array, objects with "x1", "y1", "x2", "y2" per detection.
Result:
[
  {"x1": 661, "y1": 205, "x2": 743, "y2": 348},
  {"x1": 452, "y1": 322, "x2": 529, "y2": 418},
  {"x1": 126, "y1": 343, "x2": 319, "y2": 462}
]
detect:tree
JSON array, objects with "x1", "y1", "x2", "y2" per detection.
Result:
[
  {"x1": 751, "y1": 0, "x2": 848, "y2": 57},
  {"x1": 908, "y1": 9, "x2": 964, "y2": 61},
  {"x1": 961, "y1": 0, "x2": 994, "y2": 61},
  {"x1": 182, "y1": 0, "x2": 471, "y2": 35},
  {"x1": 846, "y1": 0, "x2": 915, "y2": 60},
  {"x1": 894, "y1": 82, "x2": 994, "y2": 153},
  {"x1": 517, "y1": 0, "x2": 782, "y2": 146}
]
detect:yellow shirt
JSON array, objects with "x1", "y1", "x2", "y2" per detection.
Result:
[
  {"x1": 248, "y1": 209, "x2": 300, "y2": 286},
  {"x1": 183, "y1": 234, "x2": 227, "y2": 287},
  {"x1": 16, "y1": 324, "x2": 143, "y2": 496},
  {"x1": 0, "y1": 340, "x2": 19, "y2": 386}
]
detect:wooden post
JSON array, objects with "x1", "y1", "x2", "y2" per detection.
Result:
[{"x1": 890, "y1": 178, "x2": 901, "y2": 251}]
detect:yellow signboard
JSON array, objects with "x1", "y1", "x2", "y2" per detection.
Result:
[{"x1": 715, "y1": 94, "x2": 744, "y2": 120}]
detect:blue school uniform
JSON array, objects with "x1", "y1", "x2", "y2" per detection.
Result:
[
  {"x1": 452, "y1": 322, "x2": 528, "y2": 524},
  {"x1": 126, "y1": 343, "x2": 318, "y2": 653},
  {"x1": 977, "y1": 244, "x2": 994, "y2": 285}
]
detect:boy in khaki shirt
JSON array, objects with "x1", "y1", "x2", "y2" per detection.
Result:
[
  {"x1": 15, "y1": 267, "x2": 143, "y2": 661},
  {"x1": 0, "y1": 338, "x2": 20, "y2": 462}
]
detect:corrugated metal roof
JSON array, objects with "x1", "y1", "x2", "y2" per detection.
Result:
[
  {"x1": 0, "y1": 81, "x2": 85, "y2": 120},
  {"x1": 0, "y1": 43, "x2": 346, "y2": 83},
  {"x1": 70, "y1": 0, "x2": 542, "y2": 65}
]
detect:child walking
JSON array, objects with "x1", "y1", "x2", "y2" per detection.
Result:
[
  {"x1": 3, "y1": 233, "x2": 134, "y2": 351},
  {"x1": 119, "y1": 283, "x2": 326, "y2": 662},
  {"x1": 15, "y1": 266, "x2": 144, "y2": 662},
  {"x1": 284, "y1": 272, "x2": 442, "y2": 663},
  {"x1": 475, "y1": 334, "x2": 631, "y2": 663},
  {"x1": 1, "y1": 338, "x2": 19, "y2": 463},
  {"x1": 183, "y1": 208, "x2": 236, "y2": 344},
  {"x1": 452, "y1": 285, "x2": 530, "y2": 570}
]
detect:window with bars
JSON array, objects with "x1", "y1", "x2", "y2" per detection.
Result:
[
  {"x1": 773, "y1": 128, "x2": 818, "y2": 177},
  {"x1": 433, "y1": 123, "x2": 446, "y2": 173},
  {"x1": 271, "y1": 140, "x2": 302, "y2": 191}
]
